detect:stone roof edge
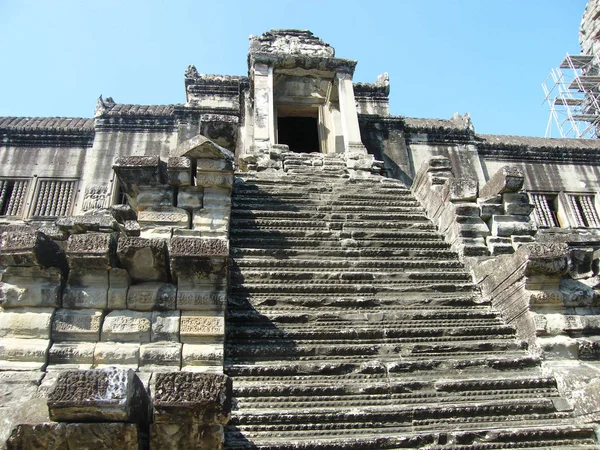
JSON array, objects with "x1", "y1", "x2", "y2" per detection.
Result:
[{"x1": 0, "y1": 117, "x2": 95, "y2": 134}]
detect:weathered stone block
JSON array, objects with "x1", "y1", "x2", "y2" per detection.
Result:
[
  {"x1": 48, "y1": 368, "x2": 150, "y2": 424},
  {"x1": 117, "y1": 237, "x2": 169, "y2": 282},
  {"x1": 196, "y1": 171, "x2": 233, "y2": 189},
  {"x1": 197, "y1": 158, "x2": 233, "y2": 172},
  {"x1": 511, "y1": 235, "x2": 535, "y2": 250},
  {"x1": 479, "y1": 165, "x2": 524, "y2": 199},
  {"x1": 0, "y1": 230, "x2": 67, "y2": 270},
  {"x1": 94, "y1": 342, "x2": 140, "y2": 368},
  {"x1": 477, "y1": 195, "x2": 503, "y2": 221},
  {"x1": 110, "y1": 204, "x2": 137, "y2": 223},
  {"x1": 65, "y1": 423, "x2": 142, "y2": 450},
  {"x1": 178, "y1": 186, "x2": 204, "y2": 209},
  {"x1": 124, "y1": 220, "x2": 141, "y2": 237},
  {"x1": 489, "y1": 215, "x2": 536, "y2": 237},
  {"x1": 152, "y1": 310, "x2": 181, "y2": 342},
  {"x1": 182, "y1": 344, "x2": 223, "y2": 370},
  {"x1": 180, "y1": 313, "x2": 225, "y2": 342},
  {"x1": 56, "y1": 214, "x2": 118, "y2": 234},
  {"x1": 7, "y1": 423, "x2": 67, "y2": 450},
  {"x1": 167, "y1": 156, "x2": 192, "y2": 187},
  {"x1": 442, "y1": 177, "x2": 478, "y2": 202},
  {"x1": 108, "y1": 268, "x2": 130, "y2": 310},
  {"x1": 150, "y1": 423, "x2": 223, "y2": 450},
  {"x1": 102, "y1": 310, "x2": 152, "y2": 342},
  {"x1": 62, "y1": 270, "x2": 109, "y2": 309},
  {"x1": 171, "y1": 236, "x2": 229, "y2": 258},
  {"x1": 48, "y1": 342, "x2": 95, "y2": 367},
  {"x1": 139, "y1": 342, "x2": 182, "y2": 371},
  {"x1": 192, "y1": 209, "x2": 230, "y2": 235},
  {"x1": 502, "y1": 192, "x2": 534, "y2": 216},
  {"x1": 153, "y1": 372, "x2": 231, "y2": 424},
  {"x1": 66, "y1": 233, "x2": 115, "y2": 269},
  {"x1": 486, "y1": 236, "x2": 514, "y2": 256},
  {"x1": 127, "y1": 282, "x2": 176, "y2": 311},
  {"x1": 137, "y1": 185, "x2": 175, "y2": 207},
  {"x1": 113, "y1": 155, "x2": 163, "y2": 197},
  {"x1": 0, "y1": 266, "x2": 62, "y2": 308},
  {"x1": 52, "y1": 309, "x2": 104, "y2": 342},
  {"x1": 137, "y1": 208, "x2": 189, "y2": 230},
  {"x1": 203, "y1": 187, "x2": 232, "y2": 209},
  {"x1": 0, "y1": 307, "x2": 54, "y2": 339},
  {"x1": 0, "y1": 338, "x2": 50, "y2": 370},
  {"x1": 569, "y1": 247, "x2": 595, "y2": 280}
]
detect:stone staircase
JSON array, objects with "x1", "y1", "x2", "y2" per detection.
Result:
[{"x1": 224, "y1": 153, "x2": 597, "y2": 449}]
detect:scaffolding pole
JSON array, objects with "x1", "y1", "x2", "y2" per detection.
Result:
[{"x1": 542, "y1": 53, "x2": 600, "y2": 139}]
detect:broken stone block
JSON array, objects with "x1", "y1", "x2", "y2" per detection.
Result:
[
  {"x1": 153, "y1": 372, "x2": 231, "y2": 424},
  {"x1": 113, "y1": 155, "x2": 164, "y2": 198},
  {"x1": 167, "y1": 156, "x2": 192, "y2": 187},
  {"x1": 502, "y1": 192, "x2": 534, "y2": 216},
  {"x1": 181, "y1": 343, "x2": 223, "y2": 370},
  {"x1": 152, "y1": 311, "x2": 181, "y2": 342},
  {"x1": 197, "y1": 158, "x2": 234, "y2": 172},
  {"x1": 62, "y1": 270, "x2": 109, "y2": 309},
  {"x1": 178, "y1": 186, "x2": 204, "y2": 210},
  {"x1": 0, "y1": 338, "x2": 50, "y2": 370},
  {"x1": 0, "y1": 230, "x2": 67, "y2": 271},
  {"x1": 52, "y1": 309, "x2": 104, "y2": 342},
  {"x1": 180, "y1": 312, "x2": 225, "y2": 343},
  {"x1": 124, "y1": 220, "x2": 141, "y2": 237},
  {"x1": 48, "y1": 368, "x2": 150, "y2": 425},
  {"x1": 139, "y1": 342, "x2": 182, "y2": 372},
  {"x1": 65, "y1": 232, "x2": 115, "y2": 269},
  {"x1": 150, "y1": 423, "x2": 223, "y2": 450},
  {"x1": 0, "y1": 266, "x2": 62, "y2": 308},
  {"x1": 0, "y1": 307, "x2": 54, "y2": 339},
  {"x1": 94, "y1": 342, "x2": 140, "y2": 368},
  {"x1": 117, "y1": 237, "x2": 169, "y2": 282},
  {"x1": 66, "y1": 423, "x2": 142, "y2": 450},
  {"x1": 108, "y1": 268, "x2": 130, "y2": 310},
  {"x1": 479, "y1": 165, "x2": 524, "y2": 199},
  {"x1": 441, "y1": 177, "x2": 478, "y2": 202},
  {"x1": 101, "y1": 310, "x2": 152, "y2": 343},
  {"x1": 48, "y1": 342, "x2": 95, "y2": 368},
  {"x1": 569, "y1": 247, "x2": 595, "y2": 280},
  {"x1": 127, "y1": 282, "x2": 176, "y2": 311},
  {"x1": 110, "y1": 204, "x2": 137, "y2": 223},
  {"x1": 7, "y1": 423, "x2": 67, "y2": 450},
  {"x1": 489, "y1": 215, "x2": 536, "y2": 237},
  {"x1": 55, "y1": 214, "x2": 119, "y2": 234}
]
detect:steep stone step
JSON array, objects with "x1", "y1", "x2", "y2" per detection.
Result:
[{"x1": 226, "y1": 168, "x2": 593, "y2": 449}]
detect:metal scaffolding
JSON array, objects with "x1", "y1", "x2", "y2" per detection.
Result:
[{"x1": 542, "y1": 53, "x2": 600, "y2": 139}]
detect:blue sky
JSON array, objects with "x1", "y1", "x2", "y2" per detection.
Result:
[{"x1": 0, "y1": 0, "x2": 588, "y2": 137}]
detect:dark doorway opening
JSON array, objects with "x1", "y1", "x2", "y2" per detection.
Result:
[{"x1": 277, "y1": 116, "x2": 319, "y2": 153}]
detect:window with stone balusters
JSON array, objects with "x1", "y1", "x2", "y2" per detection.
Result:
[
  {"x1": 529, "y1": 191, "x2": 600, "y2": 229},
  {"x1": 529, "y1": 193, "x2": 559, "y2": 228},
  {"x1": 566, "y1": 194, "x2": 600, "y2": 228},
  {"x1": 0, "y1": 179, "x2": 29, "y2": 217},
  {"x1": 30, "y1": 179, "x2": 77, "y2": 218}
]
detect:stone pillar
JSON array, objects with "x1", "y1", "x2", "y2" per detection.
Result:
[
  {"x1": 194, "y1": 158, "x2": 234, "y2": 238},
  {"x1": 336, "y1": 72, "x2": 362, "y2": 152},
  {"x1": 252, "y1": 63, "x2": 275, "y2": 149}
]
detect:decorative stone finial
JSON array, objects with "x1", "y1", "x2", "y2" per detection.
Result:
[{"x1": 185, "y1": 65, "x2": 199, "y2": 79}]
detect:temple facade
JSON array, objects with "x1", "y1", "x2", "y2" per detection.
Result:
[{"x1": 2, "y1": 16, "x2": 600, "y2": 450}]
